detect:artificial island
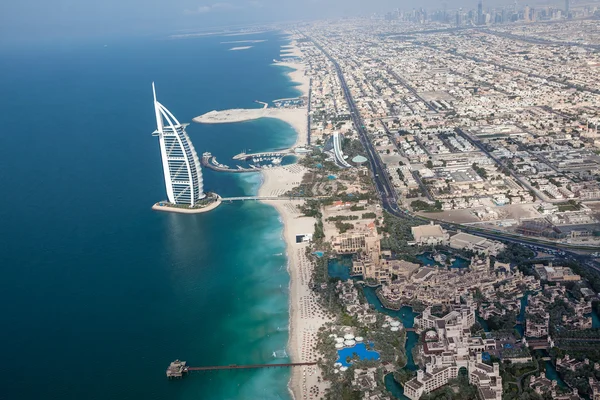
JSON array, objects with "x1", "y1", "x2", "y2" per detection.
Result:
[{"x1": 150, "y1": 83, "x2": 221, "y2": 214}]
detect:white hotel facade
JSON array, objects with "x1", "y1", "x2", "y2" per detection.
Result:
[{"x1": 152, "y1": 83, "x2": 205, "y2": 206}]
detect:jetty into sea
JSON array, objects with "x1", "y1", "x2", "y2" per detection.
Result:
[{"x1": 166, "y1": 360, "x2": 317, "y2": 378}]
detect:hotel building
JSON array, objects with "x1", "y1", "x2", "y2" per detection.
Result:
[{"x1": 152, "y1": 83, "x2": 205, "y2": 206}]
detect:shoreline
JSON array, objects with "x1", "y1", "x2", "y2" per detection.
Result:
[
  {"x1": 257, "y1": 40, "x2": 326, "y2": 400},
  {"x1": 194, "y1": 46, "x2": 309, "y2": 150},
  {"x1": 273, "y1": 60, "x2": 310, "y2": 98},
  {"x1": 151, "y1": 197, "x2": 222, "y2": 214},
  {"x1": 193, "y1": 107, "x2": 308, "y2": 148}
]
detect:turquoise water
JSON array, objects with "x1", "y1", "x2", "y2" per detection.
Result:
[
  {"x1": 476, "y1": 312, "x2": 491, "y2": 332},
  {"x1": 361, "y1": 286, "x2": 419, "y2": 371},
  {"x1": 336, "y1": 342, "x2": 381, "y2": 367},
  {"x1": 589, "y1": 309, "x2": 600, "y2": 328},
  {"x1": 328, "y1": 255, "x2": 356, "y2": 280},
  {"x1": 545, "y1": 361, "x2": 568, "y2": 387},
  {"x1": 384, "y1": 373, "x2": 410, "y2": 400},
  {"x1": 361, "y1": 286, "x2": 418, "y2": 399},
  {"x1": 515, "y1": 293, "x2": 530, "y2": 337},
  {"x1": 313, "y1": 251, "x2": 324, "y2": 258},
  {"x1": 328, "y1": 257, "x2": 353, "y2": 280},
  {"x1": 0, "y1": 32, "x2": 299, "y2": 399},
  {"x1": 416, "y1": 251, "x2": 469, "y2": 269}
]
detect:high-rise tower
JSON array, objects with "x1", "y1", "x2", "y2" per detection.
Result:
[
  {"x1": 477, "y1": 0, "x2": 484, "y2": 24},
  {"x1": 152, "y1": 83, "x2": 205, "y2": 206}
]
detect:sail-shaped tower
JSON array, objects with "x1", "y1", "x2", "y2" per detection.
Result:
[{"x1": 152, "y1": 83, "x2": 205, "y2": 206}]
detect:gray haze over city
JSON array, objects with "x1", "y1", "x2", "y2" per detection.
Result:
[
  {"x1": 0, "y1": 0, "x2": 566, "y2": 41},
  {"x1": 3, "y1": 0, "x2": 600, "y2": 397}
]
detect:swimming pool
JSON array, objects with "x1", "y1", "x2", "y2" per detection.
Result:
[{"x1": 336, "y1": 342, "x2": 380, "y2": 367}]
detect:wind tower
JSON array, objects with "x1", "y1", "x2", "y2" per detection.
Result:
[{"x1": 152, "y1": 83, "x2": 205, "y2": 206}]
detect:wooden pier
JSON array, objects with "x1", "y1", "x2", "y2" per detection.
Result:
[{"x1": 167, "y1": 360, "x2": 317, "y2": 378}]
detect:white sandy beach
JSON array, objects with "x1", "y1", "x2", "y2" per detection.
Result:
[
  {"x1": 259, "y1": 165, "x2": 332, "y2": 400},
  {"x1": 198, "y1": 39, "x2": 327, "y2": 398},
  {"x1": 281, "y1": 43, "x2": 303, "y2": 58},
  {"x1": 274, "y1": 61, "x2": 310, "y2": 97},
  {"x1": 193, "y1": 107, "x2": 308, "y2": 148}
]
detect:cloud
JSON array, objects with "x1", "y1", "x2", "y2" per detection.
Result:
[{"x1": 184, "y1": 2, "x2": 240, "y2": 14}]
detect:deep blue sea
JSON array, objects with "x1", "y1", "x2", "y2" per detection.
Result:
[{"x1": 0, "y1": 31, "x2": 300, "y2": 399}]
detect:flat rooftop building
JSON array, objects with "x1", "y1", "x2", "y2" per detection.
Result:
[
  {"x1": 449, "y1": 232, "x2": 505, "y2": 256},
  {"x1": 411, "y1": 223, "x2": 449, "y2": 245}
]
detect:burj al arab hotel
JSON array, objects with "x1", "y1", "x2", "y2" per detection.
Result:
[{"x1": 152, "y1": 83, "x2": 205, "y2": 206}]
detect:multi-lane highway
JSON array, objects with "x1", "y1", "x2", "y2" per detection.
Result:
[{"x1": 311, "y1": 36, "x2": 600, "y2": 254}]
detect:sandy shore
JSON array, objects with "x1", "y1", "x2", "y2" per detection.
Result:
[
  {"x1": 281, "y1": 43, "x2": 303, "y2": 58},
  {"x1": 275, "y1": 41, "x2": 309, "y2": 97},
  {"x1": 193, "y1": 107, "x2": 308, "y2": 148},
  {"x1": 260, "y1": 168, "x2": 332, "y2": 400},
  {"x1": 274, "y1": 61, "x2": 310, "y2": 98}
]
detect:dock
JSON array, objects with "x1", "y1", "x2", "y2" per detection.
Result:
[
  {"x1": 166, "y1": 360, "x2": 317, "y2": 378},
  {"x1": 166, "y1": 360, "x2": 188, "y2": 378},
  {"x1": 232, "y1": 150, "x2": 291, "y2": 161},
  {"x1": 201, "y1": 152, "x2": 288, "y2": 173}
]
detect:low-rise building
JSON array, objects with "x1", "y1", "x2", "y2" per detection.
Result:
[
  {"x1": 449, "y1": 232, "x2": 505, "y2": 256},
  {"x1": 411, "y1": 223, "x2": 450, "y2": 245}
]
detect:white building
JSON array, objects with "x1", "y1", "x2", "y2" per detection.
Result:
[
  {"x1": 152, "y1": 83, "x2": 205, "y2": 206},
  {"x1": 411, "y1": 223, "x2": 450, "y2": 245}
]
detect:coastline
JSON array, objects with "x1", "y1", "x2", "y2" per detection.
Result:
[
  {"x1": 273, "y1": 60, "x2": 310, "y2": 98},
  {"x1": 257, "y1": 42, "x2": 331, "y2": 399},
  {"x1": 193, "y1": 107, "x2": 308, "y2": 148},
  {"x1": 196, "y1": 38, "x2": 328, "y2": 398},
  {"x1": 151, "y1": 197, "x2": 222, "y2": 214},
  {"x1": 259, "y1": 194, "x2": 332, "y2": 400},
  {"x1": 194, "y1": 45, "x2": 309, "y2": 149}
]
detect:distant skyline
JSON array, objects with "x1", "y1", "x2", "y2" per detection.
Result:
[{"x1": 0, "y1": 0, "x2": 570, "y2": 43}]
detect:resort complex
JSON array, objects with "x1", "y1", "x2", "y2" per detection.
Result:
[{"x1": 242, "y1": 14, "x2": 600, "y2": 400}]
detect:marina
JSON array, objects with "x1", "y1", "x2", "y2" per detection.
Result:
[{"x1": 202, "y1": 152, "x2": 292, "y2": 173}]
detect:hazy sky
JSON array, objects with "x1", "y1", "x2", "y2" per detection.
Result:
[{"x1": 0, "y1": 0, "x2": 504, "y2": 42}]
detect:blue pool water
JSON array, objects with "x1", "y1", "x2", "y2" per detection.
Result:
[
  {"x1": 336, "y1": 343, "x2": 380, "y2": 367},
  {"x1": 313, "y1": 251, "x2": 324, "y2": 258},
  {"x1": 328, "y1": 175, "x2": 337, "y2": 180}
]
